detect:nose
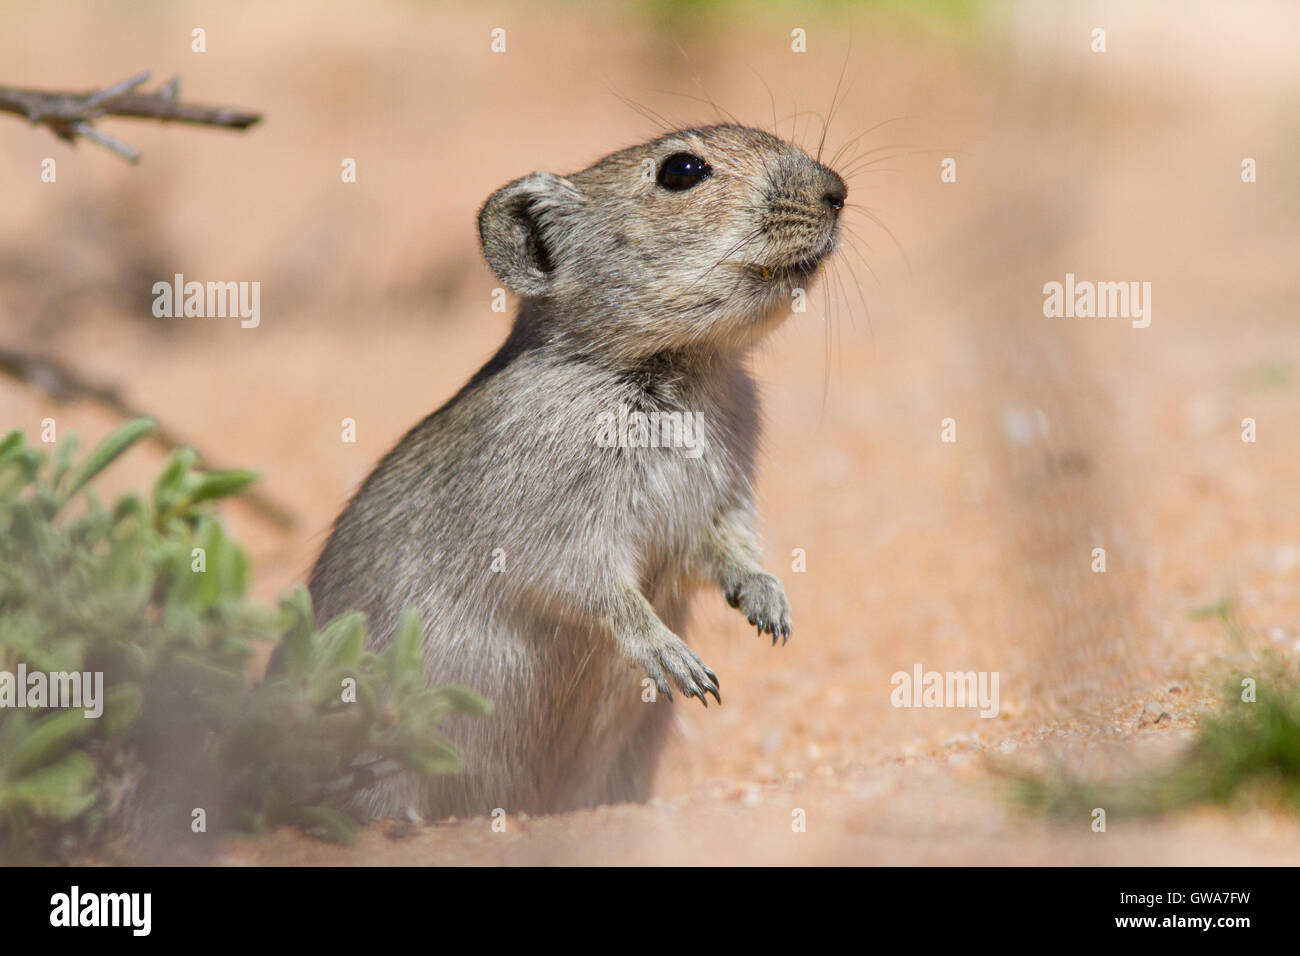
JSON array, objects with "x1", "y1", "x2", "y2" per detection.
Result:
[{"x1": 820, "y1": 171, "x2": 847, "y2": 213}]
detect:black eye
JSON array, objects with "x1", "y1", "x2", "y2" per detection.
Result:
[{"x1": 656, "y1": 152, "x2": 712, "y2": 191}]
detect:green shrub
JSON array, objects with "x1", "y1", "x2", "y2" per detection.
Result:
[{"x1": 0, "y1": 420, "x2": 489, "y2": 862}]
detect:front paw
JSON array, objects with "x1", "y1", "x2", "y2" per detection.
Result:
[
  {"x1": 723, "y1": 571, "x2": 792, "y2": 645},
  {"x1": 635, "y1": 630, "x2": 721, "y2": 707}
]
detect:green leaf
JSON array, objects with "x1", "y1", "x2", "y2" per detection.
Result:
[
  {"x1": 292, "y1": 806, "x2": 359, "y2": 845},
  {"x1": 0, "y1": 430, "x2": 22, "y2": 458},
  {"x1": 317, "y1": 613, "x2": 366, "y2": 672},
  {"x1": 272, "y1": 586, "x2": 317, "y2": 677},
  {"x1": 2, "y1": 752, "x2": 97, "y2": 821},
  {"x1": 50, "y1": 433, "x2": 80, "y2": 494},
  {"x1": 102, "y1": 684, "x2": 143, "y2": 736},
  {"x1": 5, "y1": 707, "x2": 100, "y2": 780},
  {"x1": 430, "y1": 684, "x2": 493, "y2": 717},
  {"x1": 60, "y1": 418, "x2": 156, "y2": 504},
  {"x1": 388, "y1": 609, "x2": 425, "y2": 683},
  {"x1": 151, "y1": 447, "x2": 199, "y2": 515},
  {"x1": 187, "y1": 468, "x2": 259, "y2": 505},
  {"x1": 406, "y1": 740, "x2": 465, "y2": 776}
]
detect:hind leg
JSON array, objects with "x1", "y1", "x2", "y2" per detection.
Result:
[{"x1": 587, "y1": 701, "x2": 676, "y2": 807}]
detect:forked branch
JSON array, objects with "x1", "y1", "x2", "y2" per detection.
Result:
[{"x1": 0, "y1": 71, "x2": 262, "y2": 162}]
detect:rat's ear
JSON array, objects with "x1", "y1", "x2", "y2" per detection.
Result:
[{"x1": 477, "y1": 172, "x2": 578, "y2": 298}]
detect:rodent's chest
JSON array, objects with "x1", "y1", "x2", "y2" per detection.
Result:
[
  {"x1": 610, "y1": 387, "x2": 753, "y2": 572},
  {"x1": 507, "y1": 351, "x2": 759, "y2": 576},
  {"x1": 622, "y1": 443, "x2": 736, "y2": 576}
]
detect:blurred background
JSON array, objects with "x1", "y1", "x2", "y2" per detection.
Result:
[{"x1": 1, "y1": 0, "x2": 1298, "y2": 863}]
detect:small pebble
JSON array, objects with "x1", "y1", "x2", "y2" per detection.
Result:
[{"x1": 1138, "y1": 701, "x2": 1171, "y2": 726}]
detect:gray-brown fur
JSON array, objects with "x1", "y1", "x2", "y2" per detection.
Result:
[{"x1": 309, "y1": 125, "x2": 845, "y2": 819}]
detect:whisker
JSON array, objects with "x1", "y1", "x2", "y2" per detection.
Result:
[
  {"x1": 744, "y1": 61, "x2": 783, "y2": 143},
  {"x1": 817, "y1": 254, "x2": 834, "y2": 414},
  {"x1": 827, "y1": 117, "x2": 914, "y2": 167},
  {"x1": 817, "y1": 46, "x2": 854, "y2": 164},
  {"x1": 832, "y1": 240, "x2": 875, "y2": 337},
  {"x1": 670, "y1": 41, "x2": 745, "y2": 127},
  {"x1": 840, "y1": 146, "x2": 963, "y2": 181},
  {"x1": 716, "y1": 233, "x2": 780, "y2": 319},
  {"x1": 685, "y1": 225, "x2": 768, "y2": 294},
  {"x1": 839, "y1": 224, "x2": 885, "y2": 287},
  {"x1": 847, "y1": 207, "x2": 911, "y2": 277},
  {"x1": 602, "y1": 82, "x2": 677, "y2": 134}
]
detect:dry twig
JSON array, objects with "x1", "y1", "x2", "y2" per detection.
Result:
[
  {"x1": 0, "y1": 71, "x2": 261, "y2": 162},
  {"x1": 0, "y1": 74, "x2": 278, "y2": 522}
]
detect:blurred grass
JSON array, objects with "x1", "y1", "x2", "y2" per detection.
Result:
[
  {"x1": 640, "y1": 0, "x2": 983, "y2": 16},
  {"x1": 638, "y1": 0, "x2": 986, "y2": 32},
  {"x1": 1188, "y1": 597, "x2": 1254, "y2": 647},
  {"x1": 1237, "y1": 359, "x2": 1294, "y2": 392},
  {"x1": 1013, "y1": 596, "x2": 1300, "y2": 819},
  {"x1": 1011, "y1": 676, "x2": 1300, "y2": 819}
]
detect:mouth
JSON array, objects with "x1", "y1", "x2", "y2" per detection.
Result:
[
  {"x1": 786, "y1": 253, "x2": 823, "y2": 277},
  {"x1": 751, "y1": 251, "x2": 827, "y2": 283},
  {"x1": 749, "y1": 227, "x2": 840, "y2": 283}
]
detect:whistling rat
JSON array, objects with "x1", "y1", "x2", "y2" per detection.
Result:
[{"x1": 309, "y1": 124, "x2": 846, "y2": 819}]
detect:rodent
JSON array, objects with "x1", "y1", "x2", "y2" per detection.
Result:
[{"x1": 308, "y1": 124, "x2": 846, "y2": 820}]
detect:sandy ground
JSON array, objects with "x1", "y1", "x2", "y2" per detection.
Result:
[{"x1": 1, "y1": 0, "x2": 1298, "y2": 864}]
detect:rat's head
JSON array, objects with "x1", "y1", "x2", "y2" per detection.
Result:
[{"x1": 478, "y1": 125, "x2": 846, "y2": 356}]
